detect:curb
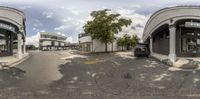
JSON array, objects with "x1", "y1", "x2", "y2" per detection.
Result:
[
  {"x1": 149, "y1": 55, "x2": 172, "y2": 66},
  {"x1": 150, "y1": 55, "x2": 200, "y2": 71},
  {"x1": 9, "y1": 54, "x2": 30, "y2": 67}
]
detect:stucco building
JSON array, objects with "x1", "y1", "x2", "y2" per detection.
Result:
[
  {"x1": 78, "y1": 33, "x2": 120, "y2": 52},
  {"x1": 39, "y1": 32, "x2": 67, "y2": 51},
  {"x1": 0, "y1": 6, "x2": 26, "y2": 59},
  {"x1": 143, "y1": 6, "x2": 200, "y2": 62}
]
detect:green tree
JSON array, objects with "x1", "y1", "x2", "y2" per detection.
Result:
[
  {"x1": 130, "y1": 35, "x2": 140, "y2": 47},
  {"x1": 83, "y1": 9, "x2": 132, "y2": 52},
  {"x1": 117, "y1": 37, "x2": 126, "y2": 51},
  {"x1": 124, "y1": 34, "x2": 131, "y2": 50},
  {"x1": 117, "y1": 35, "x2": 139, "y2": 51}
]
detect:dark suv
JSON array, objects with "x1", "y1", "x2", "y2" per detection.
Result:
[{"x1": 134, "y1": 43, "x2": 150, "y2": 57}]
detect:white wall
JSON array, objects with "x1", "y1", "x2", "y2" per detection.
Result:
[
  {"x1": 42, "y1": 41, "x2": 51, "y2": 46},
  {"x1": 60, "y1": 42, "x2": 65, "y2": 46},
  {"x1": 79, "y1": 35, "x2": 122, "y2": 52},
  {"x1": 79, "y1": 36, "x2": 92, "y2": 43},
  {"x1": 91, "y1": 39, "x2": 120, "y2": 52},
  {"x1": 92, "y1": 39, "x2": 105, "y2": 52},
  {"x1": 54, "y1": 41, "x2": 59, "y2": 46}
]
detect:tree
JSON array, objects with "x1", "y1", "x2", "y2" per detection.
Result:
[
  {"x1": 26, "y1": 45, "x2": 38, "y2": 50},
  {"x1": 83, "y1": 9, "x2": 132, "y2": 52},
  {"x1": 130, "y1": 35, "x2": 140, "y2": 47},
  {"x1": 124, "y1": 34, "x2": 131, "y2": 50},
  {"x1": 117, "y1": 35, "x2": 139, "y2": 51},
  {"x1": 117, "y1": 37, "x2": 126, "y2": 51}
]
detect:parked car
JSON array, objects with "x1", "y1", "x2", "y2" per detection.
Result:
[{"x1": 134, "y1": 43, "x2": 150, "y2": 57}]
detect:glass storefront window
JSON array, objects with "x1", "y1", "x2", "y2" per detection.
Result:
[
  {"x1": 180, "y1": 27, "x2": 200, "y2": 55},
  {"x1": 0, "y1": 39, "x2": 7, "y2": 54}
]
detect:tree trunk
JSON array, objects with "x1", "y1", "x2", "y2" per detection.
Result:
[
  {"x1": 105, "y1": 43, "x2": 108, "y2": 52},
  {"x1": 92, "y1": 39, "x2": 93, "y2": 52},
  {"x1": 122, "y1": 46, "x2": 124, "y2": 51},
  {"x1": 112, "y1": 42, "x2": 113, "y2": 52}
]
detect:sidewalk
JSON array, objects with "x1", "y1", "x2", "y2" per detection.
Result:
[
  {"x1": 151, "y1": 52, "x2": 200, "y2": 69},
  {"x1": 0, "y1": 53, "x2": 29, "y2": 67}
]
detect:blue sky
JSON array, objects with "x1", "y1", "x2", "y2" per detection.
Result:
[{"x1": 0, "y1": 0, "x2": 200, "y2": 46}]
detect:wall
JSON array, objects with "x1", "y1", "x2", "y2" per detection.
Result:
[
  {"x1": 79, "y1": 35, "x2": 122, "y2": 52},
  {"x1": 92, "y1": 40, "x2": 120, "y2": 52},
  {"x1": 42, "y1": 41, "x2": 51, "y2": 46},
  {"x1": 79, "y1": 36, "x2": 92, "y2": 43}
]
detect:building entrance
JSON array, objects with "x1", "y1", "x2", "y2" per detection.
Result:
[
  {"x1": 0, "y1": 30, "x2": 14, "y2": 57},
  {"x1": 180, "y1": 27, "x2": 200, "y2": 56}
]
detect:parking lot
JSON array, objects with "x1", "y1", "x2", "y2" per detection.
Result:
[{"x1": 0, "y1": 50, "x2": 199, "y2": 99}]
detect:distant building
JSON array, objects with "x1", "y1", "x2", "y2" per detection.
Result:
[
  {"x1": 78, "y1": 33, "x2": 120, "y2": 52},
  {"x1": 0, "y1": 6, "x2": 26, "y2": 59},
  {"x1": 39, "y1": 32, "x2": 67, "y2": 51}
]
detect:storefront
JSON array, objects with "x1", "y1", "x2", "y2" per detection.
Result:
[
  {"x1": 177, "y1": 21, "x2": 200, "y2": 56},
  {"x1": 0, "y1": 6, "x2": 26, "y2": 58},
  {"x1": 143, "y1": 6, "x2": 200, "y2": 62}
]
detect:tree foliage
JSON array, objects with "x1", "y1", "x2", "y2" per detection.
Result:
[
  {"x1": 117, "y1": 35, "x2": 139, "y2": 51},
  {"x1": 83, "y1": 9, "x2": 132, "y2": 52}
]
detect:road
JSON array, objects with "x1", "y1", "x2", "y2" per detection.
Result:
[{"x1": 0, "y1": 50, "x2": 200, "y2": 99}]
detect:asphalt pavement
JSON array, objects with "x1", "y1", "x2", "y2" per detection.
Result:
[{"x1": 0, "y1": 50, "x2": 200, "y2": 99}]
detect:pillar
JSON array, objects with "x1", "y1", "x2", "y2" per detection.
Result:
[
  {"x1": 168, "y1": 25, "x2": 176, "y2": 63},
  {"x1": 23, "y1": 40, "x2": 26, "y2": 54},
  {"x1": 17, "y1": 33, "x2": 22, "y2": 59},
  {"x1": 150, "y1": 36, "x2": 153, "y2": 53},
  {"x1": 10, "y1": 32, "x2": 13, "y2": 55}
]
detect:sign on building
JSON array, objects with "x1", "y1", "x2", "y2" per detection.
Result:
[
  {"x1": 185, "y1": 22, "x2": 200, "y2": 28},
  {"x1": 0, "y1": 23, "x2": 16, "y2": 33}
]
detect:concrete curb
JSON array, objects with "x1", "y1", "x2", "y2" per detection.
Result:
[
  {"x1": 8, "y1": 54, "x2": 30, "y2": 67},
  {"x1": 150, "y1": 55, "x2": 199, "y2": 70},
  {"x1": 149, "y1": 55, "x2": 173, "y2": 66}
]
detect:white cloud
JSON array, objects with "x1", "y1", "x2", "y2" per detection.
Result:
[
  {"x1": 33, "y1": 19, "x2": 43, "y2": 27},
  {"x1": 56, "y1": 17, "x2": 87, "y2": 32},
  {"x1": 60, "y1": 7, "x2": 80, "y2": 15},
  {"x1": 19, "y1": 6, "x2": 32, "y2": 10},
  {"x1": 54, "y1": 25, "x2": 70, "y2": 31},
  {"x1": 56, "y1": 32, "x2": 66, "y2": 37},
  {"x1": 40, "y1": 30, "x2": 46, "y2": 32},
  {"x1": 42, "y1": 11, "x2": 54, "y2": 18},
  {"x1": 67, "y1": 36, "x2": 73, "y2": 43},
  {"x1": 26, "y1": 32, "x2": 40, "y2": 47},
  {"x1": 114, "y1": 8, "x2": 150, "y2": 38}
]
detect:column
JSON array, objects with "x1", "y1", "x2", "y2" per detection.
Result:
[
  {"x1": 17, "y1": 33, "x2": 22, "y2": 59},
  {"x1": 10, "y1": 33, "x2": 13, "y2": 55},
  {"x1": 168, "y1": 25, "x2": 176, "y2": 63},
  {"x1": 150, "y1": 36, "x2": 153, "y2": 53},
  {"x1": 23, "y1": 40, "x2": 26, "y2": 54}
]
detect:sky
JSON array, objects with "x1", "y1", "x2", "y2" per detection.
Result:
[{"x1": 0, "y1": 0, "x2": 200, "y2": 47}]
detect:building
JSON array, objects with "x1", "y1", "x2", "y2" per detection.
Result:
[
  {"x1": 143, "y1": 6, "x2": 200, "y2": 62},
  {"x1": 78, "y1": 33, "x2": 120, "y2": 52},
  {"x1": 39, "y1": 32, "x2": 67, "y2": 50},
  {"x1": 0, "y1": 6, "x2": 26, "y2": 59}
]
